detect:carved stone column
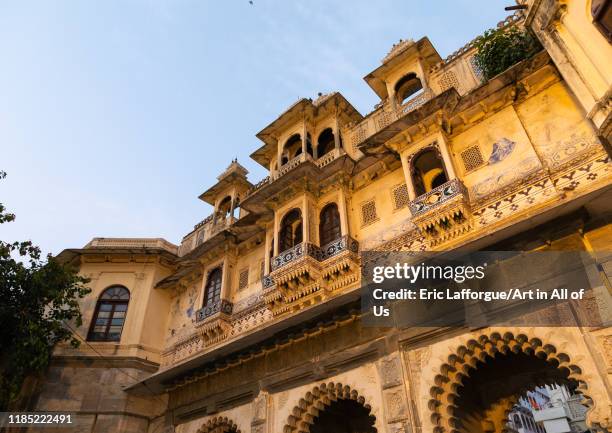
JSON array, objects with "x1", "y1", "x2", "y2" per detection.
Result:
[
  {"x1": 302, "y1": 195, "x2": 310, "y2": 244},
  {"x1": 400, "y1": 153, "x2": 417, "y2": 201},
  {"x1": 378, "y1": 353, "x2": 411, "y2": 433},
  {"x1": 436, "y1": 135, "x2": 457, "y2": 180},
  {"x1": 251, "y1": 390, "x2": 269, "y2": 433},
  {"x1": 338, "y1": 187, "x2": 349, "y2": 236},
  {"x1": 302, "y1": 116, "x2": 307, "y2": 156},
  {"x1": 264, "y1": 227, "x2": 272, "y2": 275},
  {"x1": 273, "y1": 210, "x2": 280, "y2": 256},
  {"x1": 220, "y1": 254, "x2": 234, "y2": 300},
  {"x1": 334, "y1": 114, "x2": 341, "y2": 150}
]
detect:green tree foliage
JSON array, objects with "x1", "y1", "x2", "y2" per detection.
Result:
[
  {"x1": 0, "y1": 171, "x2": 90, "y2": 409},
  {"x1": 474, "y1": 26, "x2": 542, "y2": 81}
]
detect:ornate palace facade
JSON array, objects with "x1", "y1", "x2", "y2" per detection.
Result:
[{"x1": 24, "y1": 1, "x2": 612, "y2": 433}]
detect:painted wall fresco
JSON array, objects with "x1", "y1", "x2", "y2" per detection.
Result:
[{"x1": 450, "y1": 105, "x2": 544, "y2": 204}]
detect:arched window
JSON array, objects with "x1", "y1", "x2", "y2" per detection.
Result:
[
  {"x1": 87, "y1": 286, "x2": 130, "y2": 342},
  {"x1": 411, "y1": 148, "x2": 448, "y2": 196},
  {"x1": 317, "y1": 128, "x2": 336, "y2": 158},
  {"x1": 279, "y1": 208, "x2": 303, "y2": 253},
  {"x1": 283, "y1": 133, "x2": 313, "y2": 162},
  {"x1": 204, "y1": 267, "x2": 222, "y2": 306},
  {"x1": 294, "y1": 134, "x2": 314, "y2": 158},
  {"x1": 283, "y1": 134, "x2": 302, "y2": 162},
  {"x1": 217, "y1": 196, "x2": 232, "y2": 219},
  {"x1": 395, "y1": 72, "x2": 423, "y2": 105},
  {"x1": 319, "y1": 203, "x2": 341, "y2": 246}
]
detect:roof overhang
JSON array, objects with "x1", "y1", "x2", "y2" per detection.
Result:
[
  {"x1": 364, "y1": 37, "x2": 442, "y2": 99},
  {"x1": 56, "y1": 247, "x2": 179, "y2": 267},
  {"x1": 251, "y1": 93, "x2": 363, "y2": 169},
  {"x1": 198, "y1": 173, "x2": 253, "y2": 205}
]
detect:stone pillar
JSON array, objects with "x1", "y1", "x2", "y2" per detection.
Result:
[
  {"x1": 334, "y1": 115, "x2": 341, "y2": 150},
  {"x1": 378, "y1": 353, "x2": 411, "y2": 432},
  {"x1": 273, "y1": 212, "x2": 280, "y2": 256},
  {"x1": 415, "y1": 59, "x2": 428, "y2": 92},
  {"x1": 264, "y1": 227, "x2": 272, "y2": 274},
  {"x1": 338, "y1": 188, "x2": 349, "y2": 236},
  {"x1": 220, "y1": 255, "x2": 232, "y2": 299},
  {"x1": 229, "y1": 189, "x2": 236, "y2": 220},
  {"x1": 437, "y1": 136, "x2": 457, "y2": 180},
  {"x1": 277, "y1": 137, "x2": 283, "y2": 167},
  {"x1": 251, "y1": 390, "x2": 269, "y2": 433},
  {"x1": 302, "y1": 196, "x2": 310, "y2": 243},
  {"x1": 302, "y1": 118, "x2": 307, "y2": 157},
  {"x1": 212, "y1": 198, "x2": 220, "y2": 224},
  {"x1": 401, "y1": 153, "x2": 417, "y2": 200}
]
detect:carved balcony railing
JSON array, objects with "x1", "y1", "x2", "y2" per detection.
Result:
[
  {"x1": 209, "y1": 216, "x2": 236, "y2": 237},
  {"x1": 195, "y1": 299, "x2": 234, "y2": 322},
  {"x1": 180, "y1": 215, "x2": 237, "y2": 256},
  {"x1": 315, "y1": 147, "x2": 344, "y2": 168},
  {"x1": 264, "y1": 236, "x2": 360, "y2": 315},
  {"x1": 319, "y1": 235, "x2": 359, "y2": 260},
  {"x1": 347, "y1": 88, "x2": 434, "y2": 148},
  {"x1": 194, "y1": 298, "x2": 234, "y2": 345},
  {"x1": 273, "y1": 153, "x2": 313, "y2": 181},
  {"x1": 245, "y1": 176, "x2": 270, "y2": 197},
  {"x1": 194, "y1": 214, "x2": 214, "y2": 230},
  {"x1": 271, "y1": 242, "x2": 322, "y2": 272},
  {"x1": 409, "y1": 178, "x2": 472, "y2": 247}
]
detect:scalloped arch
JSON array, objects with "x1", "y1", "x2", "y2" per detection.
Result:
[
  {"x1": 196, "y1": 416, "x2": 241, "y2": 433},
  {"x1": 427, "y1": 331, "x2": 594, "y2": 433},
  {"x1": 283, "y1": 381, "x2": 377, "y2": 433}
]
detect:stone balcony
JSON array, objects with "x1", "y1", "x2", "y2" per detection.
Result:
[
  {"x1": 193, "y1": 298, "x2": 234, "y2": 345},
  {"x1": 264, "y1": 236, "x2": 360, "y2": 315},
  {"x1": 409, "y1": 178, "x2": 472, "y2": 247}
]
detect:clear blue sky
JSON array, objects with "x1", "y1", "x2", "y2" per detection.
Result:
[{"x1": 0, "y1": 1, "x2": 508, "y2": 255}]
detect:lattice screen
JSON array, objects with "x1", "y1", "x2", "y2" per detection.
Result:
[
  {"x1": 238, "y1": 268, "x2": 249, "y2": 291},
  {"x1": 460, "y1": 145, "x2": 485, "y2": 172},
  {"x1": 437, "y1": 70, "x2": 460, "y2": 93},
  {"x1": 392, "y1": 184, "x2": 410, "y2": 210},
  {"x1": 361, "y1": 200, "x2": 378, "y2": 226}
]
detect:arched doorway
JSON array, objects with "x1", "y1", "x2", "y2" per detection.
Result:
[
  {"x1": 284, "y1": 382, "x2": 377, "y2": 433},
  {"x1": 428, "y1": 332, "x2": 599, "y2": 433},
  {"x1": 311, "y1": 398, "x2": 376, "y2": 433},
  {"x1": 197, "y1": 416, "x2": 240, "y2": 433}
]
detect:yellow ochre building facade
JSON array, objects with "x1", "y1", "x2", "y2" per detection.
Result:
[{"x1": 24, "y1": 2, "x2": 612, "y2": 433}]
